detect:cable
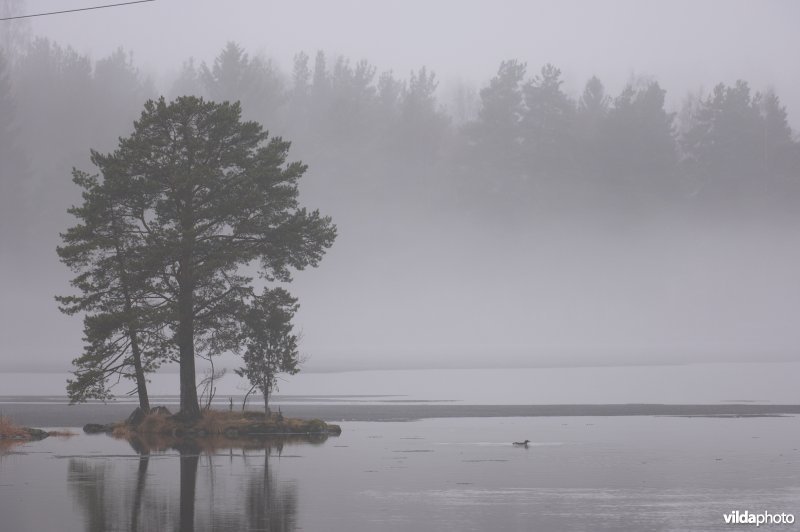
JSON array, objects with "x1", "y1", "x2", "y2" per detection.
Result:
[{"x1": 0, "y1": 0, "x2": 156, "y2": 21}]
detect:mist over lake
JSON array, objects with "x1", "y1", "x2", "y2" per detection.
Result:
[{"x1": 1, "y1": 1, "x2": 800, "y2": 530}]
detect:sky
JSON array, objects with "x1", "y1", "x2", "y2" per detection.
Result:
[{"x1": 2, "y1": 0, "x2": 800, "y2": 375}]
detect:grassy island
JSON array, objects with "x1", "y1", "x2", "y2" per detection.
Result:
[
  {"x1": 84, "y1": 407, "x2": 342, "y2": 442},
  {"x1": 0, "y1": 415, "x2": 73, "y2": 451}
]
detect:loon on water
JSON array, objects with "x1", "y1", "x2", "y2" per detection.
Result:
[{"x1": 512, "y1": 439, "x2": 530, "y2": 447}]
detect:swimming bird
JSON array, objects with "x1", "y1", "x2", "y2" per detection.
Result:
[{"x1": 512, "y1": 439, "x2": 530, "y2": 447}]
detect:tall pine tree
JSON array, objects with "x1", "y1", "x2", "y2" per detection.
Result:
[{"x1": 61, "y1": 97, "x2": 336, "y2": 418}]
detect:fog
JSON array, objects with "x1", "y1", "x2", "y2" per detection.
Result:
[
  {"x1": 1, "y1": 0, "x2": 800, "y2": 374},
  {"x1": 24, "y1": 0, "x2": 800, "y2": 124},
  {"x1": 290, "y1": 218, "x2": 800, "y2": 370}
]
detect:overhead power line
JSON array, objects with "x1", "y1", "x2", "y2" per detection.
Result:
[{"x1": 0, "y1": 0, "x2": 156, "y2": 21}]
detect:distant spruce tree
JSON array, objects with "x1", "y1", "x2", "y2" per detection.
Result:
[
  {"x1": 679, "y1": 81, "x2": 763, "y2": 186},
  {"x1": 14, "y1": 38, "x2": 95, "y2": 210},
  {"x1": 201, "y1": 42, "x2": 284, "y2": 125},
  {"x1": 680, "y1": 81, "x2": 799, "y2": 205},
  {"x1": 461, "y1": 60, "x2": 527, "y2": 201},
  {"x1": 521, "y1": 64, "x2": 576, "y2": 178},
  {"x1": 399, "y1": 67, "x2": 446, "y2": 159},
  {"x1": 327, "y1": 56, "x2": 378, "y2": 143},
  {"x1": 285, "y1": 51, "x2": 312, "y2": 135},
  {"x1": 578, "y1": 76, "x2": 610, "y2": 119},
  {"x1": 472, "y1": 60, "x2": 527, "y2": 149},
  {"x1": 757, "y1": 90, "x2": 796, "y2": 185},
  {"x1": 604, "y1": 81, "x2": 676, "y2": 187},
  {"x1": 575, "y1": 76, "x2": 610, "y2": 173},
  {"x1": 59, "y1": 96, "x2": 336, "y2": 419}
]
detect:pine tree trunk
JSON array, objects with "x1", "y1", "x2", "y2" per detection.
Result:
[
  {"x1": 130, "y1": 452, "x2": 149, "y2": 532},
  {"x1": 177, "y1": 187, "x2": 200, "y2": 419},
  {"x1": 129, "y1": 333, "x2": 150, "y2": 412},
  {"x1": 112, "y1": 206, "x2": 151, "y2": 413},
  {"x1": 178, "y1": 449, "x2": 199, "y2": 532},
  {"x1": 177, "y1": 284, "x2": 200, "y2": 419},
  {"x1": 263, "y1": 376, "x2": 270, "y2": 416}
]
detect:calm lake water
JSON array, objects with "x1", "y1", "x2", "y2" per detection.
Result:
[{"x1": 1, "y1": 415, "x2": 799, "y2": 531}]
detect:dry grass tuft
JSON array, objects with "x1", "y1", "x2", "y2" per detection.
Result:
[
  {"x1": 0, "y1": 415, "x2": 27, "y2": 439},
  {"x1": 137, "y1": 410, "x2": 174, "y2": 434},
  {"x1": 47, "y1": 430, "x2": 77, "y2": 438},
  {"x1": 111, "y1": 425, "x2": 132, "y2": 438},
  {"x1": 0, "y1": 439, "x2": 23, "y2": 453}
]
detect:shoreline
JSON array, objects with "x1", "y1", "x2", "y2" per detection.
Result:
[{"x1": 3, "y1": 403, "x2": 799, "y2": 427}]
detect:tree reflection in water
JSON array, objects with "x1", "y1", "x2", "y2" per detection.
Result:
[
  {"x1": 67, "y1": 459, "x2": 113, "y2": 532},
  {"x1": 131, "y1": 450, "x2": 150, "y2": 532},
  {"x1": 68, "y1": 433, "x2": 328, "y2": 531},
  {"x1": 245, "y1": 440, "x2": 299, "y2": 532}
]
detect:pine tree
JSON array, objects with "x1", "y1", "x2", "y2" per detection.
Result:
[
  {"x1": 61, "y1": 96, "x2": 336, "y2": 419},
  {"x1": 235, "y1": 288, "x2": 301, "y2": 415}
]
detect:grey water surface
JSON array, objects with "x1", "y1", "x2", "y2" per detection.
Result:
[{"x1": 1, "y1": 415, "x2": 799, "y2": 531}]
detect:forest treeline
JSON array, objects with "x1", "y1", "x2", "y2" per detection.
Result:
[{"x1": 1, "y1": 38, "x2": 799, "y2": 258}]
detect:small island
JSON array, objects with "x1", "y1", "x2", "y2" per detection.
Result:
[
  {"x1": 0, "y1": 415, "x2": 72, "y2": 448},
  {"x1": 84, "y1": 407, "x2": 341, "y2": 441}
]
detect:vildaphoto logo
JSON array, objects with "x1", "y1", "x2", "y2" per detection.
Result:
[{"x1": 723, "y1": 510, "x2": 795, "y2": 526}]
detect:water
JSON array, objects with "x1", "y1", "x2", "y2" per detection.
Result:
[
  {"x1": 1, "y1": 364, "x2": 799, "y2": 530},
  {"x1": 2, "y1": 415, "x2": 799, "y2": 531}
]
